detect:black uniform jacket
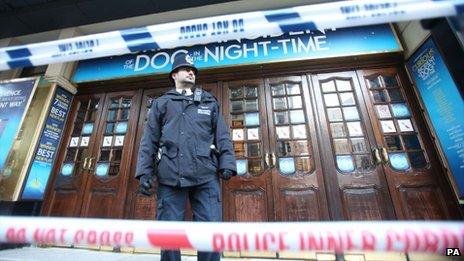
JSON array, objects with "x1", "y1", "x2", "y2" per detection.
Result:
[{"x1": 135, "y1": 89, "x2": 236, "y2": 187}]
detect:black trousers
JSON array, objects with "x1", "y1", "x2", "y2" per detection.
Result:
[{"x1": 156, "y1": 178, "x2": 222, "y2": 261}]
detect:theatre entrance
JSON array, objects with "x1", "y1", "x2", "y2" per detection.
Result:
[{"x1": 42, "y1": 67, "x2": 460, "y2": 222}]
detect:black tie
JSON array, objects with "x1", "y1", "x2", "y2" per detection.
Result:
[{"x1": 181, "y1": 90, "x2": 186, "y2": 95}]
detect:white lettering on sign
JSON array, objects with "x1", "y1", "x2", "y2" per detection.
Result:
[
  {"x1": 131, "y1": 33, "x2": 332, "y2": 72},
  {"x1": 0, "y1": 90, "x2": 21, "y2": 97}
]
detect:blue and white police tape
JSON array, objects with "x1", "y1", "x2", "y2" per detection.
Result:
[
  {"x1": 1, "y1": 216, "x2": 463, "y2": 253},
  {"x1": 0, "y1": 0, "x2": 463, "y2": 71}
]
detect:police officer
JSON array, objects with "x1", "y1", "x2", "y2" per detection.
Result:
[{"x1": 135, "y1": 53, "x2": 236, "y2": 261}]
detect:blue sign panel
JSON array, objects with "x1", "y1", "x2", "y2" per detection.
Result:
[
  {"x1": 73, "y1": 24, "x2": 400, "y2": 83},
  {"x1": 407, "y1": 38, "x2": 464, "y2": 199},
  {"x1": 0, "y1": 78, "x2": 36, "y2": 173},
  {"x1": 22, "y1": 87, "x2": 73, "y2": 200}
]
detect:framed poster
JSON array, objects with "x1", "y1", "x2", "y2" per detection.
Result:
[{"x1": 406, "y1": 37, "x2": 464, "y2": 201}]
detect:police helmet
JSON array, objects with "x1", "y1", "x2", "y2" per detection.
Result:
[{"x1": 169, "y1": 53, "x2": 198, "y2": 81}]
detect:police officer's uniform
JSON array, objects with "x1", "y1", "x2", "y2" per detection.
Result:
[{"x1": 135, "y1": 53, "x2": 236, "y2": 261}]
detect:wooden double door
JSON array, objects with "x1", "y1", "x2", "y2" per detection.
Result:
[{"x1": 42, "y1": 67, "x2": 460, "y2": 220}]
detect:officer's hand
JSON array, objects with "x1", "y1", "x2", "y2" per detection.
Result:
[
  {"x1": 139, "y1": 173, "x2": 156, "y2": 196},
  {"x1": 219, "y1": 169, "x2": 234, "y2": 180}
]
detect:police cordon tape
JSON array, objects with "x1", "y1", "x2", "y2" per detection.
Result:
[
  {"x1": 0, "y1": 0, "x2": 463, "y2": 71},
  {"x1": 0, "y1": 216, "x2": 463, "y2": 254}
]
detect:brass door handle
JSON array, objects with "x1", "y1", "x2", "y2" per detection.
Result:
[
  {"x1": 372, "y1": 148, "x2": 382, "y2": 165},
  {"x1": 380, "y1": 147, "x2": 389, "y2": 164},
  {"x1": 271, "y1": 153, "x2": 276, "y2": 168},
  {"x1": 88, "y1": 157, "x2": 95, "y2": 171},
  {"x1": 83, "y1": 157, "x2": 89, "y2": 170},
  {"x1": 264, "y1": 153, "x2": 270, "y2": 169}
]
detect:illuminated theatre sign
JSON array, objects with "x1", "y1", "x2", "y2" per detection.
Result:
[{"x1": 73, "y1": 24, "x2": 401, "y2": 83}]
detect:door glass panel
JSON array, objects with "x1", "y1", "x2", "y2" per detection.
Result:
[
  {"x1": 232, "y1": 129, "x2": 245, "y2": 141},
  {"x1": 330, "y1": 123, "x2": 347, "y2": 138},
  {"x1": 380, "y1": 120, "x2": 396, "y2": 133},
  {"x1": 82, "y1": 123, "x2": 94, "y2": 135},
  {"x1": 354, "y1": 155, "x2": 373, "y2": 172},
  {"x1": 245, "y1": 99, "x2": 258, "y2": 111},
  {"x1": 248, "y1": 159, "x2": 263, "y2": 175},
  {"x1": 273, "y1": 97, "x2": 287, "y2": 110},
  {"x1": 272, "y1": 84, "x2": 286, "y2": 96},
  {"x1": 294, "y1": 141, "x2": 309, "y2": 155},
  {"x1": 234, "y1": 141, "x2": 245, "y2": 157},
  {"x1": 247, "y1": 128, "x2": 259, "y2": 140},
  {"x1": 319, "y1": 77, "x2": 374, "y2": 174},
  {"x1": 288, "y1": 96, "x2": 302, "y2": 109},
  {"x1": 228, "y1": 85, "x2": 264, "y2": 176},
  {"x1": 388, "y1": 89, "x2": 404, "y2": 102},
  {"x1": 96, "y1": 163, "x2": 110, "y2": 177},
  {"x1": 270, "y1": 81, "x2": 315, "y2": 175},
  {"x1": 339, "y1": 93, "x2": 355, "y2": 106},
  {"x1": 343, "y1": 107, "x2": 360, "y2": 121},
  {"x1": 389, "y1": 152, "x2": 410, "y2": 171},
  {"x1": 321, "y1": 81, "x2": 336, "y2": 93},
  {"x1": 292, "y1": 125, "x2": 307, "y2": 139},
  {"x1": 371, "y1": 90, "x2": 388, "y2": 103},
  {"x1": 231, "y1": 100, "x2": 244, "y2": 112},
  {"x1": 64, "y1": 148, "x2": 77, "y2": 162},
  {"x1": 277, "y1": 141, "x2": 292, "y2": 156},
  {"x1": 336, "y1": 155, "x2": 355, "y2": 173},
  {"x1": 230, "y1": 88, "x2": 243, "y2": 99},
  {"x1": 296, "y1": 157, "x2": 312, "y2": 171},
  {"x1": 408, "y1": 152, "x2": 427, "y2": 168},
  {"x1": 105, "y1": 123, "x2": 114, "y2": 134},
  {"x1": 120, "y1": 109, "x2": 130, "y2": 120},
  {"x1": 231, "y1": 114, "x2": 244, "y2": 128},
  {"x1": 236, "y1": 159, "x2": 247, "y2": 176},
  {"x1": 324, "y1": 93, "x2": 339, "y2": 107},
  {"x1": 351, "y1": 138, "x2": 367, "y2": 153},
  {"x1": 96, "y1": 96, "x2": 133, "y2": 178},
  {"x1": 334, "y1": 139, "x2": 351, "y2": 154},
  {"x1": 289, "y1": 110, "x2": 305, "y2": 124},
  {"x1": 115, "y1": 122, "x2": 128, "y2": 134},
  {"x1": 327, "y1": 108, "x2": 343, "y2": 122},
  {"x1": 347, "y1": 122, "x2": 363, "y2": 137},
  {"x1": 274, "y1": 111, "x2": 289, "y2": 125},
  {"x1": 397, "y1": 119, "x2": 414, "y2": 132},
  {"x1": 402, "y1": 135, "x2": 420, "y2": 150},
  {"x1": 286, "y1": 83, "x2": 301, "y2": 95},
  {"x1": 245, "y1": 112, "x2": 259, "y2": 126},
  {"x1": 383, "y1": 75, "x2": 398, "y2": 87},
  {"x1": 100, "y1": 149, "x2": 110, "y2": 161},
  {"x1": 367, "y1": 77, "x2": 381, "y2": 89},
  {"x1": 107, "y1": 110, "x2": 117, "y2": 121},
  {"x1": 336, "y1": 80, "x2": 352, "y2": 91},
  {"x1": 121, "y1": 98, "x2": 131, "y2": 108},
  {"x1": 365, "y1": 72, "x2": 429, "y2": 171},
  {"x1": 60, "y1": 163, "x2": 74, "y2": 176},
  {"x1": 385, "y1": 135, "x2": 402, "y2": 151},
  {"x1": 61, "y1": 97, "x2": 101, "y2": 176},
  {"x1": 279, "y1": 158, "x2": 296, "y2": 175},
  {"x1": 276, "y1": 126, "x2": 290, "y2": 139},
  {"x1": 245, "y1": 86, "x2": 257, "y2": 97},
  {"x1": 392, "y1": 103, "x2": 411, "y2": 118},
  {"x1": 375, "y1": 105, "x2": 391, "y2": 119},
  {"x1": 110, "y1": 99, "x2": 119, "y2": 108}
]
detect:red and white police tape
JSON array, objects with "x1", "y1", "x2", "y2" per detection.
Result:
[
  {"x1": 0, "y1": 216, "x2": 463, "y2": 254},
  {"x1": 0, "y1": 0, "x2": 463, "y2": 71}
]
